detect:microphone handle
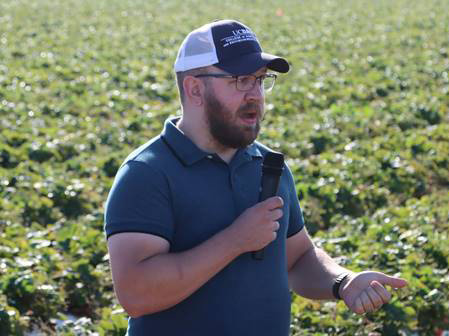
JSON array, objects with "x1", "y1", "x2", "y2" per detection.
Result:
[{"x1": 252, "y1": 173, "x2": 281, "y2": 260}]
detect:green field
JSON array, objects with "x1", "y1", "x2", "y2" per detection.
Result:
[{"x1": 1, "y1": 0, "x2": 448, "y2": 335}]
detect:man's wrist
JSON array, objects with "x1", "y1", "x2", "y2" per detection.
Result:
[{"x1": 332, "y1": 272, "x2": 351, "y2": 300}]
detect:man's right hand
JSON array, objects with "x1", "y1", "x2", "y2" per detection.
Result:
[{"x1": 226, "y1": 196, "x2": 284, "y2": 254}]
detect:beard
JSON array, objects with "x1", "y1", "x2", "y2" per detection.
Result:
[{"x1": 204, "y1": 89, "x2": 263, "y2": 149}]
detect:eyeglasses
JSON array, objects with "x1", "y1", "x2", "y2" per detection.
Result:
[{"x1": 194, "y1": 73, "x2": 277, "y2": 92}]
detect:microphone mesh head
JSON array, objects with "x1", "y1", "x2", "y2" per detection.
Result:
[{"x1": 263, "y1": 151, "x2": 284, "y2": 168}]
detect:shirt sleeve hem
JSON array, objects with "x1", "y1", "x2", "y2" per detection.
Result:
[
  {"x1": 105, "y1": 221, "x2": 173, "y2": 244},
  {"x1": 286, "y1": 224, "x2": 304, "y2": 238}
]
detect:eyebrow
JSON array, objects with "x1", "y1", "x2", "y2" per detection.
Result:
[{"x1": 252, "y1": 68, "x2": 268, "y2": 76}]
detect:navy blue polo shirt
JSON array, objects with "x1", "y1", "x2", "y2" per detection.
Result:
[{"x1": 104, "y1": 117, "x2": 304, "y2": 336}]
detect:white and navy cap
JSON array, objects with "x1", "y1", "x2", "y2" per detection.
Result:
[{"x1": 174, "y1": 19, "x2": 290, "y2": 75}]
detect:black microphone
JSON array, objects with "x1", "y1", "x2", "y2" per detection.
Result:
[{"x1": 252, "y1": 151, "x2": 284, "y2": 260}]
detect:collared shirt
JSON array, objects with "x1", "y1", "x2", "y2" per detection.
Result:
[{"x1": 104, "y1": 117, "x2": 304, "y2": 335}]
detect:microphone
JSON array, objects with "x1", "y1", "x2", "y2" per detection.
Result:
[{"x1": 252, "y1": 151, "x2": 285, "y2": 260}]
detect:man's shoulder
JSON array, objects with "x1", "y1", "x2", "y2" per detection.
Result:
[
  {"x1": 252, "y1": 141, "x2": 274, "y2": 155},
  {"x1": 121, "y1": 135, "x2": 169, "y2": 169}
]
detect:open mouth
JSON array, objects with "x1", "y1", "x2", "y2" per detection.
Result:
[{"x1": 240, "y1": 111, "x2": 259, "y2": 125}]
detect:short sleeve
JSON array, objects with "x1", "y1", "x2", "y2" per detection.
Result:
[
  {"x1": 104, "y1": 161, "x2": 174, "y2": 243},
  {"x1": 285, "y1": 165, "x2": 304, "y2": 237}
]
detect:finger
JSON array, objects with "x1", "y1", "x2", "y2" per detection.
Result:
[
  {"x1": 360, "y1": 291, "x2": 374, "y2": 312},
  {"x1": 262, "y1": 196, "x2": 284, "y2": 210},
  {"x1": 366, "y1": 285, "x2": 384, "y2": 310},
  {"x1": 371, "y1": 280, "x2": 391, "y2": 304},
  {"x1": 352, "y1": 297, "x2": 365, "y2": 315},
  {"x1": 270, "y1": 209, "x2": 283, "y2": 221},
  {"x1": 271, "y1": 221, "x2": 280, "y2": 232},
  {"x1": 378, "y1": 274, "x2": 408, "y2": 289},
  {"x1": 275, "y1": 196, "x2": 284, "y2": 208}
]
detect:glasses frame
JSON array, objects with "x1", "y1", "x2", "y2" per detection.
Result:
[{"x1": 194, "y1": 73, "x2": 277, "y2": 92}]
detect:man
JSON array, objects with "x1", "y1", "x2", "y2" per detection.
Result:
[{"x1": 104, "y1": 20, "x2": 408, "y2": 335}]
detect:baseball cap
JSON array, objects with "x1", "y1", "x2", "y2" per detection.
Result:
[{"x1": 174, "y1": 19, "x2": 290, "y2": 75}]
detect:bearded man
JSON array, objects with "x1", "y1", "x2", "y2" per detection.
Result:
[{"x1": 104, "y1": 20, "x2": 408, "y2": 336}]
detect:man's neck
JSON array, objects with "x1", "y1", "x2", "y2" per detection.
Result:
[{"x1": 176, "y1": 117, "x2": 237, "y2": 164}]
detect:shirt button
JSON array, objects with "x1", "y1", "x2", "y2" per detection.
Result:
[{"x1": 207, "y1": 155, "x2": 213, "y2": 159}]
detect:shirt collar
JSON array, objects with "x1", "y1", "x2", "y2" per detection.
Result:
[
  {"x1": 246, "y1": 142, "x2": 263, "y2": 158},
  {"x1": 161, "y1": 117, "x2": 263, "y2": 166}
]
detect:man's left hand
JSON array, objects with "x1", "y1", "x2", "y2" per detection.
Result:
[{"x1": 340, "y1": 271, "x2": 408, "y2": 314}]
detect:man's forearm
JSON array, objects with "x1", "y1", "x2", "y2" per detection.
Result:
[{"x1": 288, "y1": 246, "x2": 353, "y2": 300}]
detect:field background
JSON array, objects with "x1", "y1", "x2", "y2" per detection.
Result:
[{"x1": 1, "y1": 0, "x2": 448, "y2": 335}]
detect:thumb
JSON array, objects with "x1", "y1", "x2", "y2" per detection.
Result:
[{"x1": 377, "y1": 273, "x2": 408, "y2": 289}]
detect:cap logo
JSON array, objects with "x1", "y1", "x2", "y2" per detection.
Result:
[
  {"x1": 232, "y1": 28, "x2": 252, "y2": 36},
  {"x1": 221, "y1": 29, "x2": 258, "y2": 48}
]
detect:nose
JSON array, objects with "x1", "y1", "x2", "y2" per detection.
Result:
[{"x1": 244, "y1": 81, "x2": 264, "y2": 102}]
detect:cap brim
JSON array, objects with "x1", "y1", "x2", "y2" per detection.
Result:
[{"x1": 215, "y1": 52, "x2": 290, "y2": 75}]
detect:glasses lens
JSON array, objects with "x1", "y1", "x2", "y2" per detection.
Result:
[
  {"x1": 235, "y1": 74, "x2": 276, "y2": 91},
  {"x1": 236, "y1": 76, "x2": 255, "y2": 91},
  {"x1": 263, "y1": 75, "x2": 275, "y2": 92}
]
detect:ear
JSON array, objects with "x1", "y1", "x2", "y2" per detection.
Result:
[{"x1": 183, "y1": 76, "x2": 205, "y2": 106}]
